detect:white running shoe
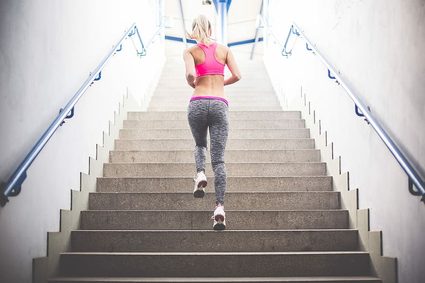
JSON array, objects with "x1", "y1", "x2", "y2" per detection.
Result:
[
  {"x1": 212, "y1": 205, "x2": 226, "y2": 230},
  {"x1": 193, "y1": 171, "x2": 207, "y2": 198}
]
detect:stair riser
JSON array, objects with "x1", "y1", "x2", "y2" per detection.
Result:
[
  {"x1": 154, "y1": 89, "x2": 275, "y2": 93},
  {"x1": 60, "y1": 253, "x2": 370, "y2": 277},
  {"x1": 110, "y1": 150, "x2": 319, "y2": 163},
  {"x1": 96, "y1": 176, "x2": 333, "y2": 193},
  {"x1": 149, "y1": 101, "x2": 281, "y2": 108},
  {"x1": 115, "y1": 139, "x2": 315, "y2": 151},
  {"x1": 119, "y1": 129, "x2": 310, "y2": 139},
  {"x1": 127, "y1": 111, "x2": 302, "y2": 120},
  {"x1": 123, "y1": 120, "x2": 305, "y2": 129},
  {"x1": 103, "y1": 163, "x2": 327, "y2": 178},
  {"x1": 150, "y1": 97, "x2": 279, "y2": 104},
  {"x1": 88, "y1": 192, "x2": 340, "y2": 210},
  {"x1": 71, "y1": 230, "x2": 358, "y2": 252},
  {"x1": 148, "y1": 106, "x2": 283, "y2": 111},
  {"x1": 49, "y1": 278, "x2": 382, "y2": 283},
  {"x1": 80, "y1": 211, "x2": 348, "y2": 230}
]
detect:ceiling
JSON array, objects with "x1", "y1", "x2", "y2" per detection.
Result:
[{"x1": 164, "y1": 0, "x2": 263, "y2": 45}]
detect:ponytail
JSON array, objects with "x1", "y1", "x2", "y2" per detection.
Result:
[{"x1": 189, "y1": 15, "x2": 211, "y2": 44}]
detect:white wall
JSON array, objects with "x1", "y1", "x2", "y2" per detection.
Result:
[
  {"x1": 0, "y1": 1, "x2": 164, "y2": 282},
  {"x1": 264, "y1": 1, "x2": 425, "y2": 282}
]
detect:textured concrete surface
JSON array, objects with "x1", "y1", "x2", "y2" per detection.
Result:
[
  {"x1": 148, "y1": 105, "x2": 283, "y2": 111},
  {"x1": 122, "y1": 119, "x2": 306, "y2": 129},
  {"x1": 127, "y1": 111, "x2": 302, "y2": 121},
  {"x1": 80, "y1": 210, "x2": 349, "y2": 230},
  {"x1": 49, "y1": 277, "x2": 382, "y2": 283},
  {"x1": 96, "y1": 176, "x2": 333, "y2": 193},
  {"x1": 71, "y1": 230, "x2": 358, "y2": 252},
  {"x1": 102, "y1": 162, "x2": 327, "y2": 178},
  {"x1": 88, "y1": 192, "x2": 340, "y2": 210},
  {"x1": 119, "y1": 128, "x2": 311, "y2": 139},
  {"x1": 59, "y1": 252, "x2": 371, "y2": 277},
  {"x1": 114, "y1": 138, "x2": 316, "y2": 151},
  {"x1": 109, "y1": 149, "x2": 320, "y2": 163}
]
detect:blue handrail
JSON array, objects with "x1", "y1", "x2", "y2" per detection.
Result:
[
  {"x1": 0, "y1": 23, "x2": 159, "y2": 207},
  {"x1": 278, "y1": 23, "x2": 425, "y2": 203}
]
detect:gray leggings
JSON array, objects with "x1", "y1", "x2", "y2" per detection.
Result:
[{"x1": 187, "y1": 99, "x2": 229, "y2": 205}]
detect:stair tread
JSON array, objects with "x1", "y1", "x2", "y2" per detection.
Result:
[
  {"x1": 105, "y1": 162, "x2": 326, "y2": 164},
  {"x1": 73, "y1": 229, "x2": 357, "y2": 232},
  {"x1": 98, "y1": 178, "x2": 332, "y2": 179},
  {"x1": 82, "y1": 209, "x2": 347, "y2": 212},
  {"x1": 62, "y1": 251, "x2": 368, "y2": 255},
  {"x1": 90, "y1": 191, "x2": 338, "y2": 194},
  {"x1": 110, "y1": 149, "x2": 318, "y2": 152},
  {"x1": 50, "y1": 276, "x2": 381, "y2": 282}
]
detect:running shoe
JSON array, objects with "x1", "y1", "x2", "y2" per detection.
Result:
[
  {"x1": 193, "y1": 171, "x2": 207, "y2": 198},
  {"x1": 212, "y1": 205, "x2": 226, "y2": 230}
]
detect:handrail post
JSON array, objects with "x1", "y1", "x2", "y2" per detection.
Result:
[
  {"x1": 134, "y1": 26, "x2": 147, "y2": 56},
  {"x1": 282, "y1": 25, "x2": 294, "y2": 57}
]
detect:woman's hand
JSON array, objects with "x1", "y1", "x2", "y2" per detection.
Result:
[
  {"x1": 224, "y1": 48, "x2": 241, "y2": 86},
  {"x1": 186, "y1": 73, "x2": 196, "y2": 88}
]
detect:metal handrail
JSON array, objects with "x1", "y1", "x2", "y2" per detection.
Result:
[
  {"x1": 0, "y1": 23, "x2": 160, "y2": 206},
  {"x1": 277, "y1": 23, "x2": 425, "y2": 203}
]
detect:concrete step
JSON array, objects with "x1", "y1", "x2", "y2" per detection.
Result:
[
  {"x1": 150, "y1": 97, "x2": 280, "y2": 103},
  {"x1": 71, "y1": 229, "x2": 358, "y2": 252},
  {"x1": 127, "y1": 111, "x2": 302, "y2": 120},
  {"x1": 150, "y1": 96, "x2": 279, "y2": 103},
  {"x1": 122, "y1": 120, "x2": 305, "y2": 129},
  {"x1": 152, "y1": 94, "x2": 277, "y2": 98},
  {"x1": 59, "y1": 252, "x2": 371, "y2": 277},
  {"x1": 103, "y1": 162, "x2": 327, "y2": 178},
  {"x1": 148, "y1": 106, "x2": 283, "y2": 111},
  {"x1": 96, "y1": 176, "x2": 333, "y2": 193},
  {"x1": 80, "y1": 210, "x2": 348, "y2": 230},
  {"x1": 109, "y1": 149, "x2": 320, "y2": 163},
  {"x1": 114, "y1": 138, "x2": 315, "y2": 151},
  {"x1": 119, "y1": 129, "x2": 310, "y2": 139},
  {"x1": 88, "y1": 192, "x2": 340, "y2": 211},
  {"x1": 150, "y1": 102, "x2": 281, "y2": 108},
  {"x1": 49, "y1": 276, "x2": 382, "y2": 283}
]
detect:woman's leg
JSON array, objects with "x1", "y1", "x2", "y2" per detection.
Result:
[
  {"x1": 208, "y1": 101, "x2": 229, "y2": 205},
  {"x1": 187, "y1": 100, "x2": 209, "y2": 173}
]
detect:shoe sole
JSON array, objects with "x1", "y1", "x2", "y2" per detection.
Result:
[
  {"x1": 193, "y1": 180, "x2": 207, "y2": 198},
  {"x1": 193, "y1": 189, "x2": 205, "y2": 198},
  {"x1": 213, "y1": 219, "x2": 226, "y2": 231}
]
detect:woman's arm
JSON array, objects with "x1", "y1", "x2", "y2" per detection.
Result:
[
  {"x1": 183, "y1": 49, "x2": 196, "y2": 88},
  {"x1": 224, "y1": 48, "x2": 241, "y2": 86}
]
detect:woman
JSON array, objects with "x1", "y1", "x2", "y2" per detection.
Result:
[{"x1": 183, "y1": 15, "x2": 241, "y2": 230}]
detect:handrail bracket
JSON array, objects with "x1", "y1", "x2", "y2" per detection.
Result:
[{"x1": 0, "y1": 184, "x2": 9, "y2": 207}]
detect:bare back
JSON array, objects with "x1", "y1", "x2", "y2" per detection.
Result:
[
  {"x1": 189, "y1": 43, "x2": 227, "y2": 97},
  {"x1": 183, "y1": 42, "x2": 241, "y2": 97}
]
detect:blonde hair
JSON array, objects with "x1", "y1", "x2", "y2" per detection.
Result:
[{"x1": 190, "y1": 15, "x2": 211, "y2": 44}]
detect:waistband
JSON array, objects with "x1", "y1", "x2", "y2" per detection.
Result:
[{"x1": 190, "y1": 95, "x2": 229, "y2": 106}]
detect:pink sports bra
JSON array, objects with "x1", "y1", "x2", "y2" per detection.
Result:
[{"x1": 195, "y1": 42, "x2": 225, "y2": 77}]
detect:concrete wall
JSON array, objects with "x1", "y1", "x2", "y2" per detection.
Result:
[
  {"x1": 0, "y1": 1, "x2": 164, "y2": 282},
  {"x1": 264, "y1": 0, "x2": 425, "y2": 282}
]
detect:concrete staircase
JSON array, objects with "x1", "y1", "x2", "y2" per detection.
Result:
[{"x1": 50, "y1": 58, "x2": 382, "y2": 282}]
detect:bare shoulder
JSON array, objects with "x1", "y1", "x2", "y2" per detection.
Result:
[
  {"x1": 183, "y1": 45, "x2": 197, "y2": 55},
  {"x1": 215, "y1": 43, "x2": 229, "y2": 63},
  {"x1": 216, "y1": 43, "x2": 229, "y2": 53}
]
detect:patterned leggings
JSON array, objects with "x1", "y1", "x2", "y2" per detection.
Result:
[{"x1": 187, "y1": 98, "x2": 229, "y2": 205}]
